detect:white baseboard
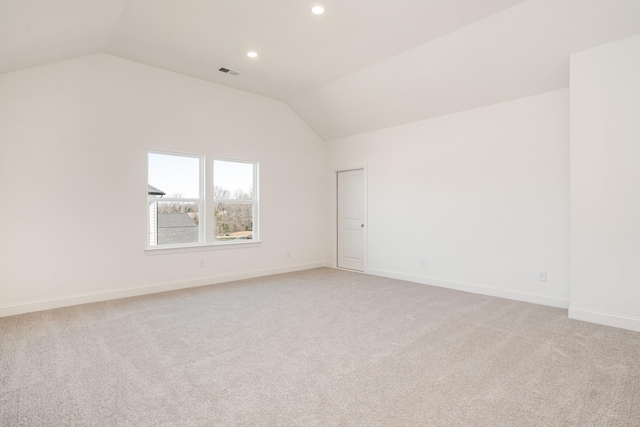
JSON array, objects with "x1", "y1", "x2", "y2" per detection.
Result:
[
  {"x1": 365, "y1": 268, "x2": 570, "y2": 309},
  {"x1": 0, "y1": 262, "x2": 329, "y2": 318},
  {"x1": 569, "y1": 307, "x2": 640, "y2": 332}
]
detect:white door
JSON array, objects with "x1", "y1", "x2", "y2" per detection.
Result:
[{"x1": 337, "y1": 169, "x2": 364, "y2": 271}]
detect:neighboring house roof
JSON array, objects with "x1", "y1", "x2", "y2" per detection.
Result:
[
  {"x1": 148, "y1": 184, "x2": 166, "y2": 196},
  {"x1": 158, "y1": 213, "x2": 197, "y2": 228},
  {"x1": 157, "y1": 212, "x2": 198, "y2": 245}
]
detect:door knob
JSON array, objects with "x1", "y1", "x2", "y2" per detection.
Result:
[{"x1": 361, "y1": 224, "x2": 364, "y2": 227}]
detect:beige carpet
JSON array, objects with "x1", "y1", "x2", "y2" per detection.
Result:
[{"x1": 1, "y1": 268, "x2": 639, "y2": 426}]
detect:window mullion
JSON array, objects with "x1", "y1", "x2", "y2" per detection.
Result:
[
  {"x1": 214, "y1": 199, "x2": 255, "y2": 204},
  {"x1": 154, "y1": 198, "x2": 201, "y2": 203}
]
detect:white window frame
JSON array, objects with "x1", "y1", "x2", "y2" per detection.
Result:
[
  {"x1": 212, "y1": 157, "x2": 259, "y2": 244},
  {"x1": 146, "y1": 151, "x2": 261, "y2": 254},
  {"x1": 147, "y1": 150, "x2": 204, "y2": 250}
]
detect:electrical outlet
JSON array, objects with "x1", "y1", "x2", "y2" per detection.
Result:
[
  {"x1": 287, "y1": 251, "x2": 291, "y2": 258},
  {"x1": 419, "y1": 258, "x2": 426, "y2": 267},
  {"x1": 538, "y1": 271, "x2": 547, "y2": 282},
  {"x1": 200, "y1": 260, "x2": 205, "y2": 268}
]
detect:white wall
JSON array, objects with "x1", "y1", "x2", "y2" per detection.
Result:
[
  {"x1": 326, "y1": 90, "x2": 570, "y2": 308},
  {"x1": 569, "y1": 34, "x2": 640, "y2": 331},
  {"x1": 0, "y1": 54, "x2": 326, "y2": 316}
]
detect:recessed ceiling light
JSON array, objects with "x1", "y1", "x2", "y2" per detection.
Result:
[
  {"x1": 311, "y1": 4, "x2": 325, "y2": 15},
  {"x1": 247, "y1": 51, "x2": 258, "y2": 58}
]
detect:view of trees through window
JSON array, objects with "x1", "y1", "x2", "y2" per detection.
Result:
[
  {"x1": 214, "y1": 187, "x2": 253, "y2": 240},
  {"x1": 156, "y1": 195, "x2": 200, "y2": 224},
  {"x1": 148, "y1": 152, "x2": 257, "y2": 247},
  {"x1": 213, "y1": 160, "x2": 256, "y2": 241}
]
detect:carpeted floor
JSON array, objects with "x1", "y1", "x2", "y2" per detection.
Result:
[{"x1": 1, "y1": 268, "x2": 639, "y2": 426}]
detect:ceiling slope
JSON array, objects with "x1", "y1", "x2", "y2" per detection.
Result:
[
  {"x1": 104, "y1": 0, "x2": 526, "y2": 100},
  {"x1": 2, "y1": 0, "x2": 640, "y2": 142},
  {"x1": 0, "y1": 0, "x2": 129, "y2": 74},
  {"x1": 287, "y1": 0, "x2": 640, "y2": 141}
]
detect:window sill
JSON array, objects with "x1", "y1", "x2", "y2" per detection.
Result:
[{"x1": 145, "y1": 240, "x2": 262, "y2": 255}]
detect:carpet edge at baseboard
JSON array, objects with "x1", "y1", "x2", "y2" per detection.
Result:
[
  {"x1": 568, "y1": 307, "x2": 640, "y2": 333},
  {"x1": 0, "y1": 261, "x2": 330, "y2": 318},
  {"x1": 365, "y1": 267, "x2": 570, "y2": 309}
]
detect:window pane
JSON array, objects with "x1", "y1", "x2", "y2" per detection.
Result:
[
  {"x1": 149, "y1": 201, "x2": 200, "y2": 246},
  {"x1": 213, "y1": 160, "x2": 254, "y2": 200},
  {"x1": 214, "y1": 203, "x2": 253, "y2": 241},
  {"x1": 148, "y1": 153, "x2": 200, "y2": 199}
]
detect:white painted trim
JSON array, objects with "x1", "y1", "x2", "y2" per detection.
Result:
[
  {"x1": 145, "y1": 240, "x2": 262, "y2": 255},
  {"x1": 365, "y1": 267, "x2": 569, "y2": 309},
  {"x1": 569, "y1": 307, "x2": 640, "y2": 333},
  {"x1": 0, "y1": 262, "x2": 327, "y2": 318}
]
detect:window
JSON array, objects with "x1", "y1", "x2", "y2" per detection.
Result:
[
  {"x1": 147, "y1": 151, "x2": 258, "y2": 250},
  {"x1": 148, "y1": 151, "x2": 203, "y2": 247},
  {"x1": 213, "y1": 159, "x2": 258, "y2": 242}
]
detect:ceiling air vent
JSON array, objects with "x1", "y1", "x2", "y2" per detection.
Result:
[{"x1": 218, "y1": 67, "x2": 240, "y2": 76}]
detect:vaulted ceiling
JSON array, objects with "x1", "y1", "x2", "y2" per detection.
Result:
[{"x1": 2, "y1": 0, "x2": 640, "y2": 140}]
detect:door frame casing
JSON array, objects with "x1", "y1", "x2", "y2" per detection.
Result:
[{"x1": 332, "y1": 165, "x2": 368, "y2": 272}]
